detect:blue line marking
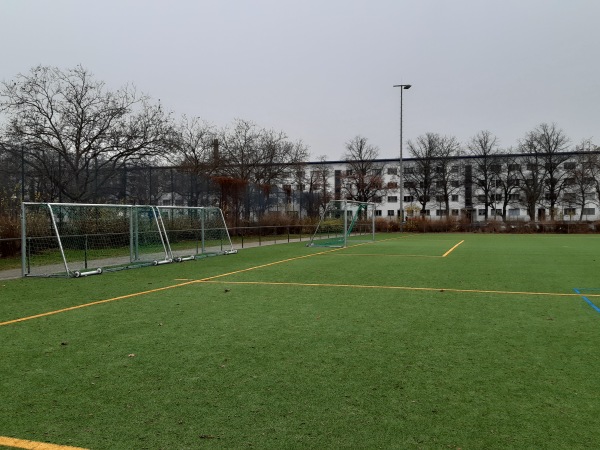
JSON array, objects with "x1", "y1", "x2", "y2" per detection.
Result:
[{"x1": 574, "y1": 288, "x2": 600, "y2": 314}]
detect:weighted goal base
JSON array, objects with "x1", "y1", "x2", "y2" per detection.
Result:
[{"x1": 73, "y1": 268, "x2": 103, "y2": 278}]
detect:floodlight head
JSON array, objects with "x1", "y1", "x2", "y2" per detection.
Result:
[{"x1": 393, "y1": 84, "x2": 412, "y2": 89}]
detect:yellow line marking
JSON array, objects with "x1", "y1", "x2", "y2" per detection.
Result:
[
  {"x1": 320, "y1": 253, "x2": 442, "y2": 258},
  {"x1": 201, "y1": 280, "x2": 598, "y2": 298},
  {"x1": 442, "y1": 240, "x2": 465, "y2": 257},
  {"x1": 0, "y1": 245, "x2": 355, "y2": 327},
  {"x1": 0, "y1": 436, "x2": 88, "y2": 450},
  {"x1": 0, "y1": 280, "x2": 199, "y2": 327},
  {"x1": 193, "y1": 243, "x2": 370, "y2": 282}
]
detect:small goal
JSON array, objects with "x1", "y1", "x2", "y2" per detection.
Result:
[
  {"x1": 21, "y1": 202, "x2": 235, "y2": 277},
  {"x1": 307, "y1": 200, "x2": 376, "y2": 248}
]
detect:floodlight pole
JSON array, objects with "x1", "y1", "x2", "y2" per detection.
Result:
[{"x1": 393, "y1": 84, "x2": 411, "y2": 224}]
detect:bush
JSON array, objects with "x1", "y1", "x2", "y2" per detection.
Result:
[
  {"x1": 0, "y1": 214, "x2": 20, "y2": 258},
  {"x1": 402, "y1": 217, "x2": 460, "y2": 233},
  {"x1": 375, "y1": 218, "x2": 401, "y2": 232}
]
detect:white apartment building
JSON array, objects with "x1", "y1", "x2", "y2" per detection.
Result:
[{"x1": 283, "y1": 152, "x2": 600, "y2": 222}]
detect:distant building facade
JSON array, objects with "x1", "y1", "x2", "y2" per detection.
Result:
[{"x1": 280, "y1": 151, "x2": 600, "y2": 222}]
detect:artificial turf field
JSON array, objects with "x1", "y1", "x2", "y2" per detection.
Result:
[{"x1": 1, "y1": 233, "x2": 600, "y2": 449}]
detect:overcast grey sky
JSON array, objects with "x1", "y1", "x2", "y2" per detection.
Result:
[{"x1": 2, "y1": 0, "x2": 599, "y2": 160}]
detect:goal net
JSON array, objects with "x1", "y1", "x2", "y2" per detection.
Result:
[
  {"x1": 155, "y1": 206, "x2": 235, "y2": 261},
  {"x1": 21, "y1": 203, "x2": 234, "y2": 277},
  {"x1": 307, "y1": 200, "x2": 376, "y2": 248}
]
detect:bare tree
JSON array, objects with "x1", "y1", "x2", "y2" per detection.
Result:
[
  {"x1": 216, "y1": 118, "x2": 309, "y2": 220},
  {"x1": 341, "y1": 136, "x2": 386, "y2": 203},
  {"x1": 566, "y1": 139, "x2": 598, "y2": 220},
  {"x1": 535, "y1": 123, "x2": 571, "y2": 219},
  {"x1": 406, "y1": 133, "x2": 439, "y2": 216},
  {"x1": 468, "y1": 130, "x2": 501, "y2": 220},
  {"x1": 0, "y1": 65, "x2": 175, "y2": 202},
  {"x1": 433, "y1": 135, "x2": 461, "y2": 215},
  {"x1": 171, "y1": 116, "x2": 217, "y2": 206},
  {"x1": 304, "y1": 156, "x2": 332, "y2": 217},
  {"x1": 173, "y1": 116, "x2": 217, "y2": 172},
  {"x1": 517, "y1": 135, "x2": 546, "y2": 221},
  {"x1": 492, "y1": 153, "x2": 522, "y2": 220}
]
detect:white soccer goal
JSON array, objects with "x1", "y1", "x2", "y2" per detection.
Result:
[
  {"x1": 307, "y1": 200, "x2": 376, "y2": 248},
  {"x1": 155, "y1": 206, "x2": 235, "y2": 261},
  {"x1": 21, "y1": 203, "x2": 235, "y2": 277}
]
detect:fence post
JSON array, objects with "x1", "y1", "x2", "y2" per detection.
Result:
[{"x1": 21, "y1": 202, "x2": 26, "y2": 277}]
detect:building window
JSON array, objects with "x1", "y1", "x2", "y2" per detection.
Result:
[
  {"x1": 346, "y1": 169, "x2": 353, "y2": 176},
  {"x1": 451, "y1": 209, "x2": 460, "y2": 216},
  {"x1": 508, "y1": 209, "x2": 520, "y2": 217},
  {"x1": 509, "y1": 193, "x2": 520, "y2": 201},
  {"x1": 387, "y1": 182, "x2": 398, "y2": 189},
  {"x1": 387, "y1": 210, "x2": 395, "y2": 217},
  {"x1": 375, "y1": 210, "x2": 382, "y2": 216},
  {"x1": 403, "y1": 195, "x2": 413, "y2": 202},
  {"x1": 436, "y1": 195, "x2": 445, "y2": 202},
  {"x1": 388, "y1": 196, "x2": 398, "y2": 202},
  {"x1": 374, "y1": 196, "x2": 382, "y2": 203},
  {"x1": 508, "y1": 164, "x2": 521, "y2": 171},
  {"x1": 404, "y1": 167, "x2": 414, "y2": 174},
  {"x1": 436, "y1": 210, "x2": 448, "y2": 217},
  {"x1": 387, "y1": 168, "x2": 398, "y2": 175},
  {"x1": 451, "y1": 195, "x2": 459, "y2": 202},
  {"x1": 478, "y1": 209, "x2": 487, "y2": 216},
  {"x1": 582, "y1": 208, "x2": 596, "y2": 216},
  {"x1": 564, "y1": 208, "x2": 576, "y2": 216},
  {"x1": 451, "y1": 165, "x2": 459, "y2": 173},
  {"x1": 564, "y1": 162, "x2": 576, "y2": 170}
]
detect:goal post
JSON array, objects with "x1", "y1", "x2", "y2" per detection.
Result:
[
  {"x1": 307, "y1": 200, "x2": 376, "y2": 248},
  {"x1": 21, "y1": 202, "x2": 235, "y2": 277}
]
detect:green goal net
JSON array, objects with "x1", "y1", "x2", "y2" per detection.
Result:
[{"x1": 307, "y1": 200, "x2": 376, "y2": 248}]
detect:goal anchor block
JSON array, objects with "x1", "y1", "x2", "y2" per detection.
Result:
[
  {"x1": 174, "y1": 255, "x2": 196, "y2": 262},
  {"x1": 73, "y1": 268, "x2": 103, "y2": 278},
  {"x1": 152, "y1": 259, "x2": 173, "y2": 266}
]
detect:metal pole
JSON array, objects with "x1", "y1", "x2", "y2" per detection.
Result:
[
  {"x1": 21, "y1": 202, "x2": 26, "y2": 277},
  {"x1": 371, "y1": 203, "x2": 375, "y2": 241},
  {"x1": 400, "y1": 88, "x2": 404, "y2": 223},
  {"x1": 393, "y1": 84, "x2": 411, "y2": 225},
  {"x1": 343, "y1": 200, "x2": 348, "y2": 247},
  {"x1": 21, "y1": 145, "x2": 25, "y2": 203}
]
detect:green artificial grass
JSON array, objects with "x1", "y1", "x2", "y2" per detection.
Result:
[{"x1": 1, "y1": 233, "x2": 600, "y2": 449}]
